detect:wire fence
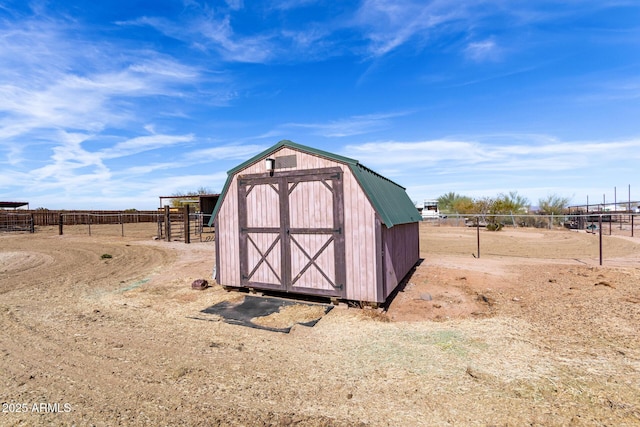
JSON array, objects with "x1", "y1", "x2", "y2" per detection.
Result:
[
  {"x1": 422, "y1": 213, "x2": 640, "y2": 265},
  {"x1": 0, "y1": 213, "x2": 34, "y2": 233},
  {"x1": 424, "y1": 213, "x2": 640, "y2": 236}
]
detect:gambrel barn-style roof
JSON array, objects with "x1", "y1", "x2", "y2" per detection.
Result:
[{"x1": 210, "y1": 140, "x2": 421, "y2": 228}]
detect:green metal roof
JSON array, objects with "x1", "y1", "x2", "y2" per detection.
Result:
[
  {"x1": 209, "y1": 140, "x2": 420, "y2": 227},
  {"x1": 348, "y1": 162, "x2": 422, "y2": 227}
]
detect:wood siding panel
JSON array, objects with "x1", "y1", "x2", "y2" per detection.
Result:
[
  {"x1": 217, "y1": 178, "x2": 241, "y2": 287},
  {"x1": 241, "y1": 147, "x2": 339, "y2": 175},
  {"x1": 247, "y1": 232, "x2": 281, "y2": 284},
  {"x1": 381, "y1": 222, "x2": 420, "y2": 299},
  {"x1": 290, "y1": 233, "x2": 336, "y2": 291},
  {"x1": 246, "y1": 183, "x2": 280, "y2": 228},
  {"x1": 342, "y1": 171, "x2": 377, "y2": 302},
  {"x1": 289, "y1": 180, "x2": 333, "y2": 229}
]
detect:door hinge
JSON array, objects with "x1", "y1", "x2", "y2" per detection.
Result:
[{"x1": 333, "y1": 227, "x2": 342, "y2": 234}]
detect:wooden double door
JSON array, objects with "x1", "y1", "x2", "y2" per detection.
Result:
[{"x1": 238, "y1": 167, "x2": 346, "y2": 297}]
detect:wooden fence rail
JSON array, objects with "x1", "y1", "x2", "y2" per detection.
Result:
[{"x1": 22, "y1": 210, "x2": 162, "y2": 226}]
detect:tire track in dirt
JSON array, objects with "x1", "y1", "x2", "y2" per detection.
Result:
[
  {"x1": 0, "y1": 235, "x2": 180, "y2": 425},
  {"x1": 0, "y1": 235, "x2": 174, "y2": 298}
]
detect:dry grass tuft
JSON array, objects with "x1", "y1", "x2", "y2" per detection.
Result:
[
  {"x1": 358, "y1": 307, "x2": 391, "y2": 322},
  {"x1": 251, "y1": 304, "x2": 327, "y2": 328}
]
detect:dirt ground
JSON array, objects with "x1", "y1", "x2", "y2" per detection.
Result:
[{"x1": 1, "y1": 223, "x2": 639, "y2": 426}]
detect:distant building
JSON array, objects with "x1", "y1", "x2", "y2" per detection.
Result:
[
  {"x1": 0, "y1": 201, "x2": 29, "y2": 210},
  {"x1": 416, "y1": 199, "x2": 439, "y2": 220}
]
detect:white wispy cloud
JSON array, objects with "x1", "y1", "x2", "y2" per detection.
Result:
[
  {"x1": 0, "y1": 18, "x2": 204, "y2": 143},
  {"x1": 343, "y1": 135, "x2": 640, "y2": 173},
  {"x1": 196, "y1": 18, "x2": 274, "y2": 63},
  {"x1": 144, "y1": 172, "x2": 230, "y2": 198},
  {"x1": 27, "y1": 132, "x2": 111, "y2": 191},
  {"x1": 281, "y1": 112, "x2": 410, "y2": 137},
  {"x1": 127, "y1": 57, "x2": 201, "y2": 81},
  {"x1": 121, "y1": 11, "x2": 274, "y2": 64},
  {"x1": 185, "y1": 144, "x2": 266, "y2": 161},
  {"x1": 269, "y1": 0, "x2": 319, "y2": 11},
  {"x1": 121, "y1": 163, "x2": 179, "y2": 175},
  {"x1": 580, "y1": 75, "x2": 640, "y2": 101},
  {"x1": 351, "y1": 1, "x2": 637, "y2": 60},
  {"x1": 103, "y1": 134, "x2": 195, "y2": 159},
  {"x1": 464, "y1": 38, "x2": 501, "y2": 62},
  {"x1": 354, "y1": 0, "x2": 458, "y2": 57},
  {"x1": 0, "y1": 6, "x2": 216, "y2": 207},
  {"x1": 225, "y1": 0, "x2": 244, "y2": 11}
]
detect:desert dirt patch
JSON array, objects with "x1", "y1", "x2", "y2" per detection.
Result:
[{"x1": 0, "y1": 223, "x2": 639, "y2": 426}]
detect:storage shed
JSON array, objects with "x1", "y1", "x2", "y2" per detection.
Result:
[{"x1": 209, "y1": 140, "x2": 421, "y2": 304}]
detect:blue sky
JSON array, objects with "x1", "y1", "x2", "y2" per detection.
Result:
[{"x1": 1, "y1": 0, "x2": 639, "y2": 210}]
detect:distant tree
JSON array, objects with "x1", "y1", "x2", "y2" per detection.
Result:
[
  {"x1": 171, "y1": 187, "x2": 213, "y2": 208},
  {"x1": 437, "y1": 191, "x2": 532, "y2": 230},
  {"x1": 453, "y1": 197, "x2": 476, "y2": 214},
  {"x1": 465, "y1": 197, "x2": 497, "y2": 230},
  {"x1": 437, "y1": 192, "x2": 474, "y2": 214},
  {"x1": 538, "y1": 194, "x2": 570, "y2": 216},
  {"x1": 473, "y1": 196, "x2": 495, "y2": 217},
  {"x1": 493, "y1": 191, "x2": 530, "y2": 214},
  {"x1": 195, "y1": 186, "x2": 213, "y2": 195},
  {"x1": 482, "y1": 192, "x2": 528, "y2": 230},
  {"x1": 437, "y1": 192, "x2": 458, "y2": 213}
]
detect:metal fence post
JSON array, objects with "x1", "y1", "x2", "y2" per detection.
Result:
[
  {"x1": 599, "y1": 215, "x2": 603, "y2": 266},
  {"x1": 476, "y1": 217, "x2": 480, "y2": 259},
  {"x1": 164, "y1": 206, "x2": 171, "y2": 242},
  {"x1": 59, "y1": 214, "x2": 63, "y2": 235},
  {"x1": 183, "y1": 205, "x2": 190, "y2": 244}
]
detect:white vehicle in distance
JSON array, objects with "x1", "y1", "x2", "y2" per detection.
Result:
[{"x1": 416, "y1": 199, "x2": 441, "y2": 220}]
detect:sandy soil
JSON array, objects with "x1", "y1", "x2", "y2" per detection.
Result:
[{"x1": 1, "y1": 223, "x2": 639, "y2": 426}]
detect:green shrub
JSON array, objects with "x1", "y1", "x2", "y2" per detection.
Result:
[{"x1": 486, "y1": 223, "x2": 503, "y2": 231}]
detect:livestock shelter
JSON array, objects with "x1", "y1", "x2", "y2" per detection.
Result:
[
  {"x1": 0, "y1": 201, "x2": 29, "y2": 210},
  {"x1": 209, "y1": 140, "x2": 421, "y2": 304}
]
